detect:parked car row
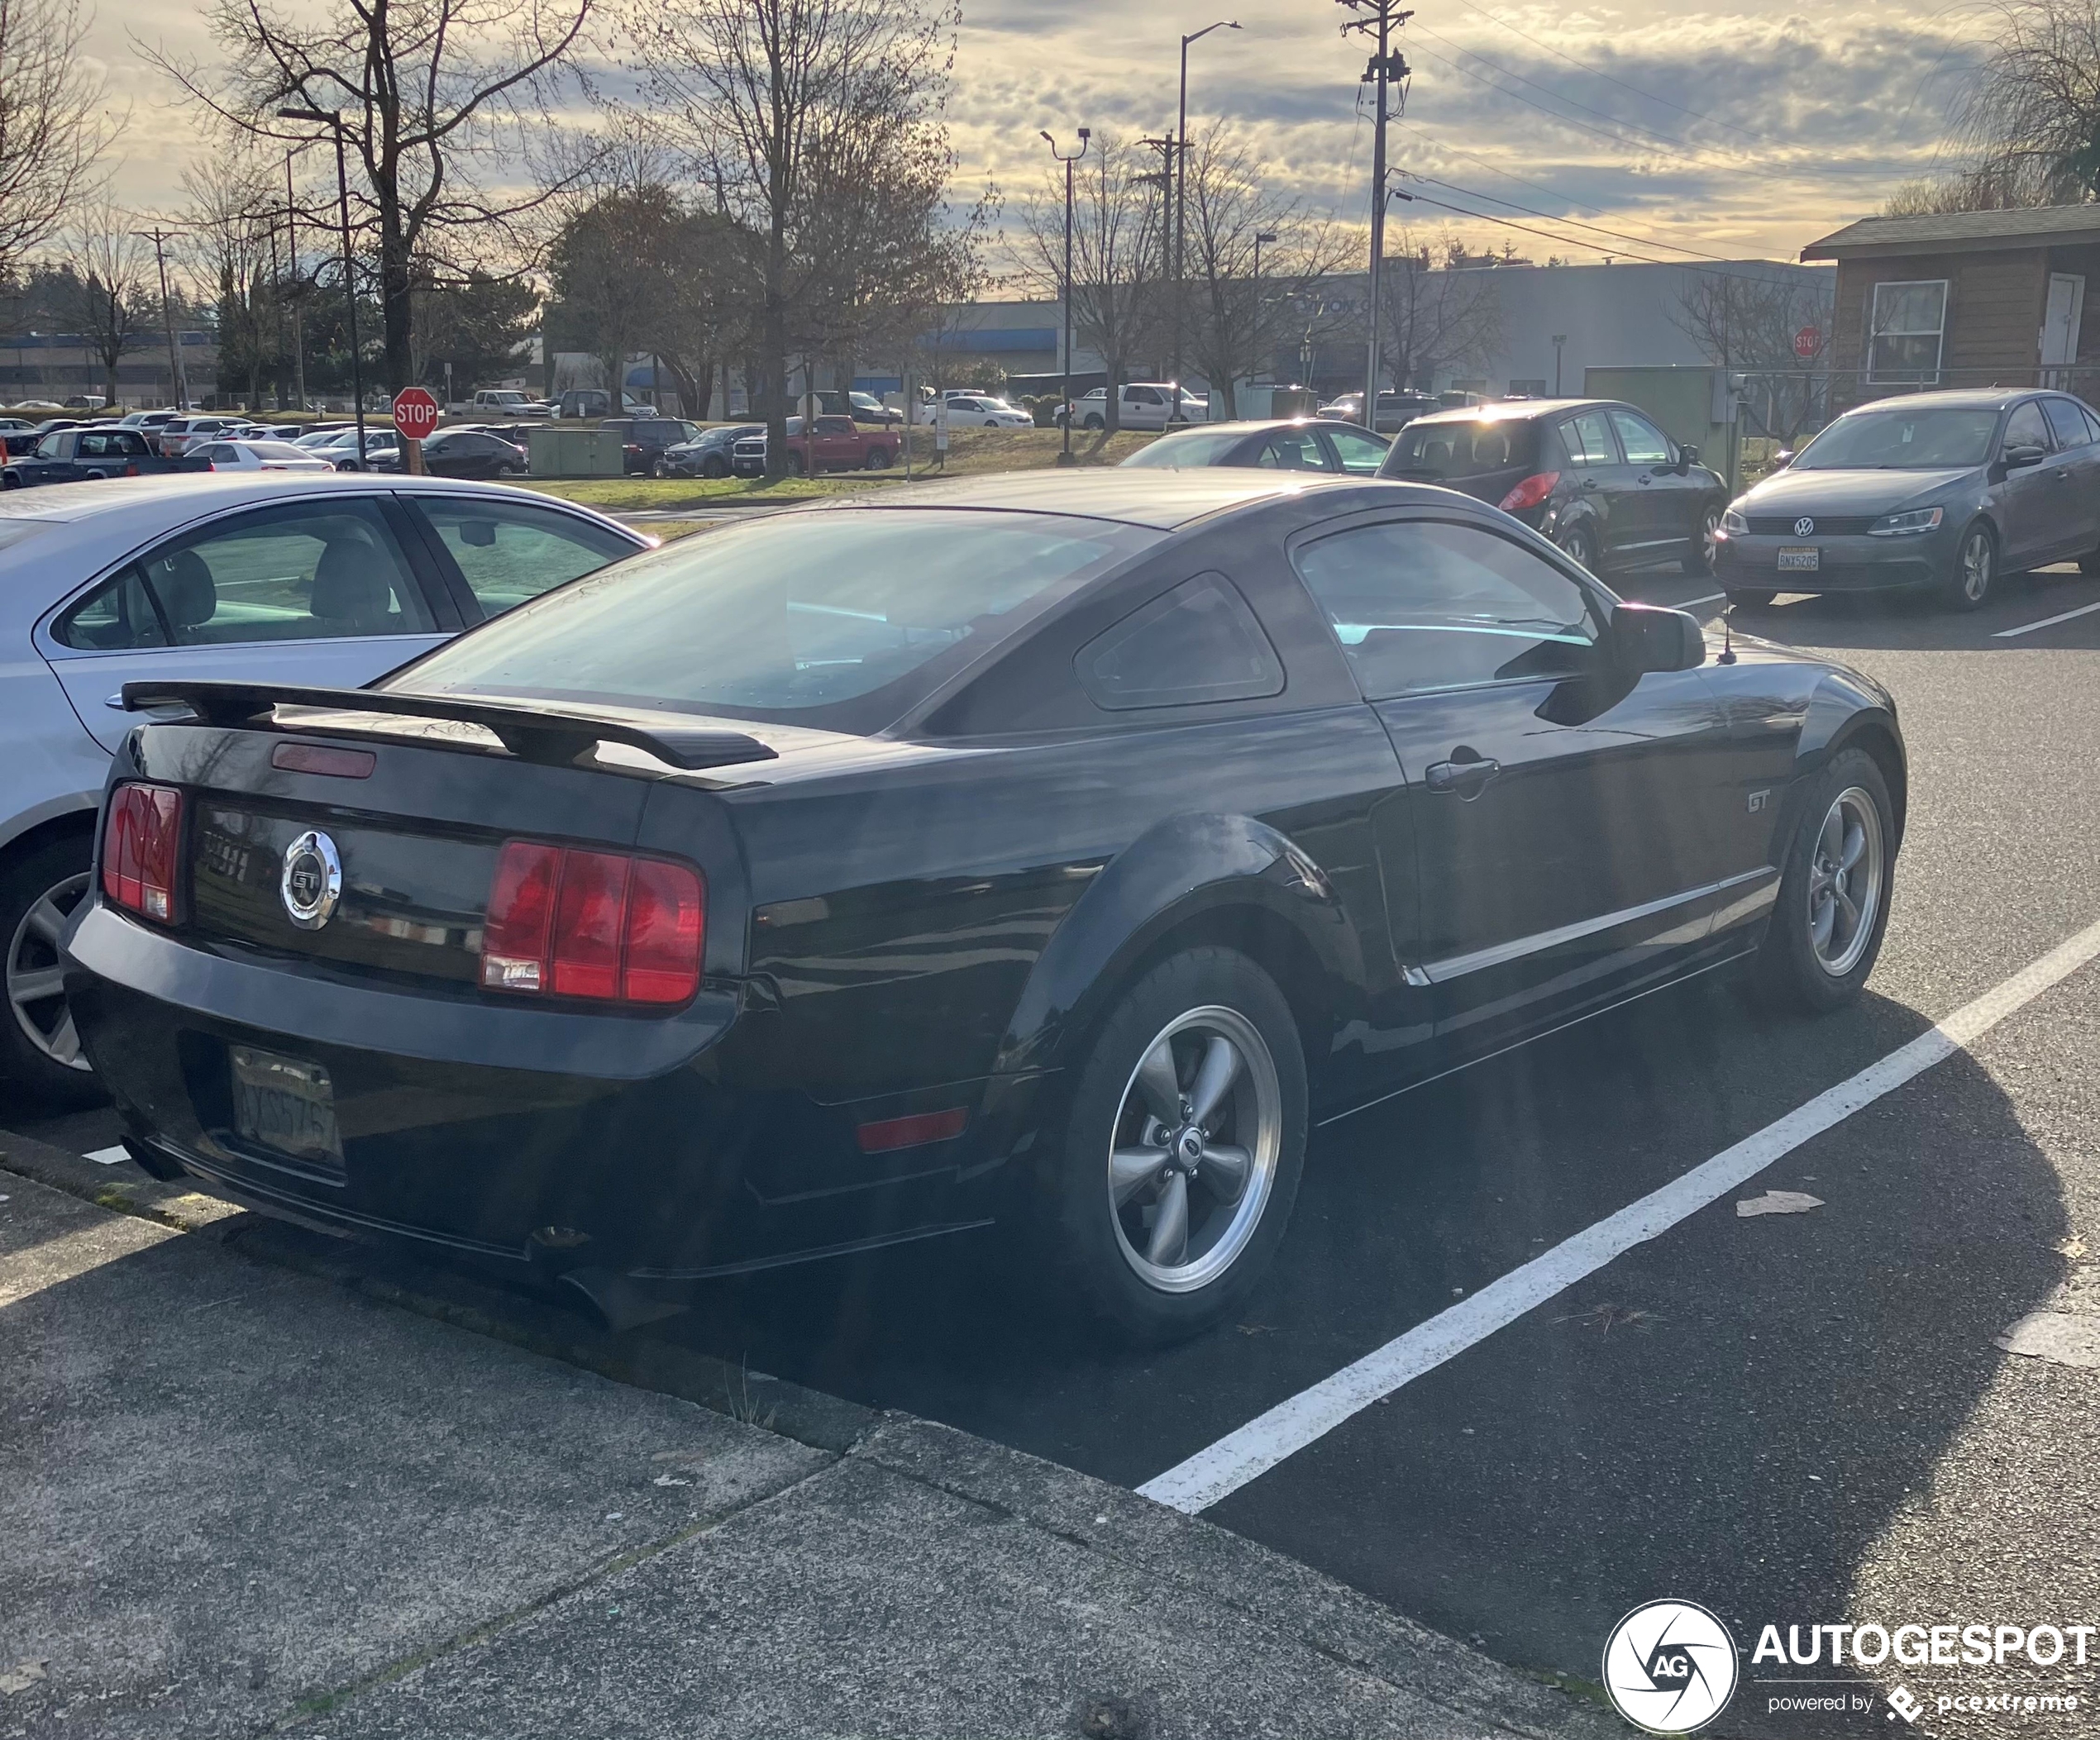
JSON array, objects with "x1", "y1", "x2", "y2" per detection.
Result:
[{"x1": 730, "y1": 416, "x2": 899, "y2": 477}]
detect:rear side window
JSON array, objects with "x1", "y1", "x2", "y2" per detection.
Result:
[
  {"x1": 1122, "y1": 428, "x2": 1252, "y2": 468},
  {"x1": 395, "y1": 508, "x2": 1160, "y2": 729},
  {"x1": 54, "y1": 568, "x2": 170, "y2": 651},
  {"x1": 1255, "y1": 428, "x2": 1331, "y2": 472},
  {"x1": 1385, "y1": 418, "x2": 1539, "y2": 479},
  {"x1": 1293, "y1": 518, "x2": 1602, "y2": 699},
  {"x1": 410, "y1": 498, "x2": 636, "y2": 617},
  {"x1": 1077, "y1": 574, "x2": 1284, "y2": 710},
  {"x1": 2043, "y1": 398, "x2": 2090, "y2": 450},
  {"x1": 88, "y1": 502, "x2": 437, "y2": 647},
  {"x1": 1559, "y1": 411, "x2": 1619, "y2": 465}
]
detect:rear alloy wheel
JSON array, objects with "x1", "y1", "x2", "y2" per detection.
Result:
[
  {"x1": 1684, "y1": 507, "x2": 1721, "y2": 576},
  {"x1": 1750, "y1": 747, "x2": 1894, "y2": 1013},
  {"x1": 865, "y1": 447, "x2": 891, "y2": 470},
  {"x1": 1558, "y1": 522, "x2": 1598, "y2": 574},
  {"x1": 1042, "y1": 946, "x2": 1305, "y2": 1342},
  {"x1": 702, "y1": 455, "x2": 729, "y2": 479},
  {"x1": 1, "y1": 836, "x2": 102, "y2": 1106},
  {"x1": 786, "y1": 452, "x2": 807, "y2": 477},
  {"x1": 1083, "y1": 413, "x2": 1105, "y2": 431},
  {"x1": 1945, "y1": 521, "x2": 1996, "y2": 611}
]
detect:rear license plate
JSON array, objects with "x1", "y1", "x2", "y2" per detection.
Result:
[
  {"x1": 231, "y1": 1045, "x2": 343, "y2": 1178},
  {"x1": 1776, "y1": 546, "x2": 1821, "y2": 571}
]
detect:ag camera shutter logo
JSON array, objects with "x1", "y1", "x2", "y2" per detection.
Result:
[{"x1": 1603, "y1": 1599, "x2": 1740, "y2": 1733}]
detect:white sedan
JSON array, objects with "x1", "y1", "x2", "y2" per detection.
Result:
[
  {"x1": 917, "y1": 394, "x2": 1033, "y2": 429},
  {"x1": 186, "y1": 440, "x2": 337, "y2": 474}
]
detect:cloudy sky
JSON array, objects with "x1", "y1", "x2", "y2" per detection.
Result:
[{"x1": 95, "y1": 0, "x2": 1994, "y2": 278}]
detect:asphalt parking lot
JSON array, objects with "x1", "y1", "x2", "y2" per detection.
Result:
[{"x1": 12, "y1": 560, "x2": 2099, "y2": 1737}]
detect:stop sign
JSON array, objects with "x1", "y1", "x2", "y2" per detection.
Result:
[
  {"x1": 1793, "y1": 326, "x2": 1820, "y2": 361},
  {"x1": 392, "y1": 387, "x2": 440, "y2": 441}
]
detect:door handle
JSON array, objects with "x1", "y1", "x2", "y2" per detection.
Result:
[
  {"x1": 2055, "y1": 466, "x2": 2073, "y2": 479},
  {"x1": 1578, "y1": 476, "x2": 1598, "y2": 491},
  {"x1": 1425, "y1": 755, "x2": 1501, "y2": 794},
  {"x1": 1636, "y1": 473, "x2": 1654, "y2": 484}
]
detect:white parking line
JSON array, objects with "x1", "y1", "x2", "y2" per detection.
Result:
[
  {"x1": 1136, "y1": 916, "x2": 2100, "y2": 1515},
  {"x1": 84, "y1": 1146, "x2": 129, "y2": 1166},
  {"x1": 1993, "y1": 598, "x2": 2100, "y2": 638},
  {"x1": 1681, "y1": 592, "x2": 1725, "y2": 608}
]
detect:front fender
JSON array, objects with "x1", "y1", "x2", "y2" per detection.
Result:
[
  {"x1": 992, "y1": 811, "x2": 1360, "y2": 1080},
  {"x1": 1784, "y1": 670, "x2": 1907, "y2": 845}
]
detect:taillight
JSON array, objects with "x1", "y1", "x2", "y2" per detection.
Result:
[
  {"x1": 1498, "y1": 471, "x2": 1561, "y2": 512},
  {"x1": 101, "y1": 783, "x2": 184, "y2": 922},
  {"x1": 481, "y1": 841, "x2": 703, "y2": 1008}
]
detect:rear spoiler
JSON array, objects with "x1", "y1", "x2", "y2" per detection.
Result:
[{"x1": 118, "y1": 680, "x2": 779, "y2": 773}]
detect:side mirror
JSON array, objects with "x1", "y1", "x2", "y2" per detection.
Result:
[
  {"x1": 1679, "y1": 443, "x2": 1699, "y2": 467},
  {"x1": 1612, "y1": 602, "x2": 1706, "y2": 674},
  {"x1": 1769, "y1": 450, "x2": 1793, "y2": 472},
  {"x1": 2003, "y1": 443, "x2": 2047, "y2": 470}
]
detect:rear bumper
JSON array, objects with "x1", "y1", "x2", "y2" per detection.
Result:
[
  {"x1": 1714, "y1": 531, "x2": 1948, "y2": 593},
  {"x1": 64, "y1": 903, "x2": 1048, "y2": 1284}
]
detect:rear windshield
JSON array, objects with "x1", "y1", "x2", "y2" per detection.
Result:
[
  {"x1": 1384, "y1": 417, "x2": 1539, "y2": 479},
  {"x1": 1792, "y1": 408, "x2": 2001, "y2": 470},
  {"x1": 1122, "y1": 429, "x2": 1252, "y2": 468},
  {"x1": 389, "y1": 508, "x2": 1161, "y2": 731}
]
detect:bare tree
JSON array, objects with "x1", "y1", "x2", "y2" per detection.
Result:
[
  {"x1": 1949, "y1": 0, "x2": 2100, "y2": 201},
  {"x1": 146, "y1": 0, "x2": 595, "y2": 393},
  {"x1": 1377, "y1": 231, "x2": 1501, "y2": 395},
  {"x1": 1016, "y1": 131, "x2": 1163, "y2": 431},
  {"x1": 1177, "y1": 121, "x2": 1351, "y2": 417},
  {"x1": 53, "y1": 203, "x2": 153, "y2": 408},
  {"x1": 1669, "y1": 268, "x2": 1836, "y2": 444},
  {"x1": 0, "y1": 0, "x2": 117, "y2": 277},
  {"x1": 631, "y1": 0, "x2": 962, "y2": 475},
  {"x1": 182, "y1": 153, "x2": 284, "y2": 410}
]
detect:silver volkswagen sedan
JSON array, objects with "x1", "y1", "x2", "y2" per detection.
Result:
[{"x1": 0, "y1": 472, "x2": 645, "y2": 1104}]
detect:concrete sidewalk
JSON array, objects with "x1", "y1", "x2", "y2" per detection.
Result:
[{"x1": 2, "y1": 1131, "x2": 1617, "y2": 1739}]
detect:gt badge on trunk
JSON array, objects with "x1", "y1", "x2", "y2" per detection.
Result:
[{"x1": 280, "y1": 830, "x2": 342, "y2": 931}]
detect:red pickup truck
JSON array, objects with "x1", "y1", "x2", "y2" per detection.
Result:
[{"x1": 729, "y1": 415, "x2": 899, "y2": 477}]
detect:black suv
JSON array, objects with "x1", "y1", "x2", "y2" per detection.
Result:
[
  {"x1": 599, "y1": 417, "x2": 701, "y2": 475},
  {"x1": 1380, "y1": 398, "x2": 1730, "y2": 578}
]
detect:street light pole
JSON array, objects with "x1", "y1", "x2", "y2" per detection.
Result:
[
  {"x1": 1252, "y1": 229, "x2": 1277, "y2": 399},
  {"x1": 285, "y1": 150, "x2": 308, "y2": 412},
  {"x1": 1174, "y1": 20, "x2": 1239, "y2": 422},
  {"x1": 135, "y1": 226, "x2": 189, "y2": 412},
  {"x1": 1043, "y1": 128, "x2": 1090, "y2": 466},
  {"x1": 1552, "y1": 332, "x2": 1566, "y2": 397},
  {"x1": 279, "y1": 108, "x2": 365, "y2": 458}
]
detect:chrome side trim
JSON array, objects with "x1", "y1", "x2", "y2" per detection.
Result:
[{"x1": 1420, "y1": 867, "x2": 1777, "y2": 984}]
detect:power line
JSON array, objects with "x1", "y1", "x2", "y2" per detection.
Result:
[
  {"x1": 1407, "y1": 21, "x2": 1699, "y2": 154},
  {"x1": 1405, "y1": 41, "x2": 1679, "y2": 154},
  {"x1": 1409, "y1": 174, "x2": 1735, "y2": 260},
  {"x1": 1445, "y1": 0, "x2": 1763, "y2": 141},
  {"x1": 1402, "y1": 189, "x2": 1681, "y2": 263}
]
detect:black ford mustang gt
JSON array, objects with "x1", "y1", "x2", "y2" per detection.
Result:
[{"x1": 64, "y1": 471, "x2": 1906, "y2": 1342}]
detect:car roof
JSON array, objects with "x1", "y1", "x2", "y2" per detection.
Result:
[
  {"x1": 1149, "y1": 418, "x2": 1357, "y2": 438},
  {"x1": 0, "y1": 471, "x2": 612, "y2": 527},
  {"x1": 1835, "y1": 387, "x2": 2043, "y2": 413},
  {"x1": 795, "y1": 468, "x2": 1439, "y2": 530},
  {"x1": 1402, "y1": 398, "x2": 1621, "y2": 429}
]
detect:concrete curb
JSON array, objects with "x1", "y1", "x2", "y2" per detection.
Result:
[{"x1": 2, "y1": 1125, "x2": 1620, "y2": 1738}]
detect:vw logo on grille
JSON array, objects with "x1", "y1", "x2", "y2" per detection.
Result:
[
  {"x1": 280, "y1": 830, "x2": 342, "y2": 931},
  {"x1": 1794, "y1": 517, "x2": 1816, "y2": 536}
]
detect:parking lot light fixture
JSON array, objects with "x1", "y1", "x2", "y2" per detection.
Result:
[
  {"x1": 279, "y1": 107, "x2": 365, "y2": 456},
  {"x1": 1044, "y1": 127, "x2": 1091, "y2": 466},
  {"x1": 1174, "y1": 21, "x2": 1241, "y2": 419}
]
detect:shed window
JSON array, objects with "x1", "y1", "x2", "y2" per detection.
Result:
[{"x1": 1868, "y1": 280, "x2": 1947, "y2": 384}]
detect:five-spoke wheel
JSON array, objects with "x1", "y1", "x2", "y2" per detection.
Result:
[
  {"x1": 1, "y1": 834, "x2": 101, "y2": 1104},
  {"x1": 1806, "y1": 787, "x2": 1883, "y2": 979}
]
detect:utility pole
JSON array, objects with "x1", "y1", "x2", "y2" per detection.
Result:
[
  {"x1": 1339, "y1": 0, "x2": 1410, "y2": 424},
  {"x1": 1137, "y1": 134, "x2": 1175, "y2": 374},
  {"x1": 285, "y1": 150, "x2": 308, "y2": 412},
  {"x1": 135, "y1": 226, "x2": 189, "y2": 412}
]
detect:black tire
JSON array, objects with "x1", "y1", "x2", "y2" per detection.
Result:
[
  {"x1": 1683, "y1": 506, "x2": 1721, "y2": 576},
  {"x1": 701, "y1": 454, "x2": 728, "y2": 479},
  {"x1": 1750, "y1": 746, "x2": 1896, "y2": 1015},
  {"x1": 1558, "y1": 521, "x2": 1599, "y2": 574},
  {"x1": 1944, "y1": 519, "x2": 1997, "y2": 611},
  {"x1": 1034, "y1": 946, "x2": 1307, "y2": 1344},
  {"x1": 0, "y1": 830, "x2": 104, "y2": 1108},
  {"x1": 786, "y1": 452, "x2": 807, "y2": 477},
  {"x1": 495, "y1": 462, "x2": 519, "y2": 479},
  {"x1": 865, "y1": 446, "x2": 891, "y2": 471},
  {"x1": 1726, "y1": 589, "x2": 1777, "y2": 610},
  {"x1": 1082, "y1": 413, "x2": 1105, "y2": 431}
]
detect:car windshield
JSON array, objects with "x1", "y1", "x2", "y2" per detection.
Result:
[
  {"x1": 1121, "y1": 429, "x2": 1256, "y2": 467},
  {"x1": 1792, "y1": 408, "x2": 2002, "y2": 469},
  {"x1": 389, "y1": 508, "x2": 1160, "y2": 727},
  {"x1": 1386, "y1": 417, "x2": 1540, "y2": 478}
]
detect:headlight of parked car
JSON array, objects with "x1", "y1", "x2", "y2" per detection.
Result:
[
  {"x1": 1720, "y1": 508, "x2": 1749, "y2": 536},
  {"x1": 1868, "y1": 507, "x2": 1945, "y2": 537}
]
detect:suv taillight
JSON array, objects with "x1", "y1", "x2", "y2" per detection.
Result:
[
  {"x1": 102, "y1": 782, "x2": 184, "y2": 922},
  {"x1": 481, "y1": 841, "x2": 704, "y2": 1007},
  {"x1": 1498, "y1": 471, "x2": 1561, "y2": 512}
]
